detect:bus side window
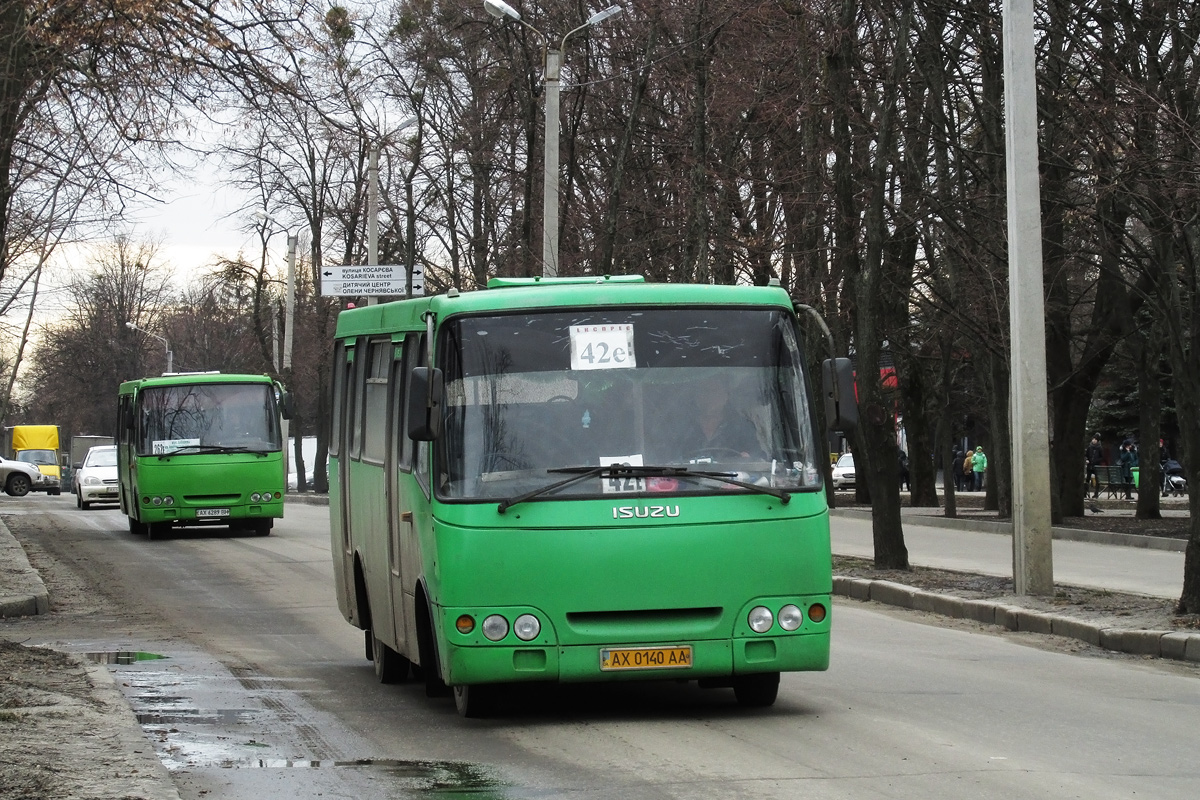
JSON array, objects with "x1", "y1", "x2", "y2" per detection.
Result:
[
  {"x1": 348, "y1": 339, "x2": 364, "y2": 461},
  {"x1": 362, "y1": 339, "x2": 390, "y2": 465},
  {"x1": 391, "y1": 339, "x2": 411, "y2": 472},
  {"x1": 329, "y1": 341, "x2": 346, "y2": 458},
  {"x1": 409, "y1": 333, "x2": 430, "y2": 495}
]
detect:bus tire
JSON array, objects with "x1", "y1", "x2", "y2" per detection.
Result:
[
  {"x1": 372, "y1": 633, "x2": 410, "y2": 684},
  {"x1": 733, "y1": 672, "x2": 780, "y2": 708},
  {"x1": 453, "y1": 683, "x2": 497, "y2": 718},
  {"x1": 128, "y1": 516, "x2": 147, "y2": 536}
]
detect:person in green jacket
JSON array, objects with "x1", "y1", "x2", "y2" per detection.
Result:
[{"x1": 972, "y1": 446, "x2": 988, "y2": 491}]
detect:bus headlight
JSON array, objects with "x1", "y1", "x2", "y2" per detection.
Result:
[
  {"x1": 778, "y1": 604, "x2": 804, "y2": 631},
  {"x1": 513, "y1": 614, "x2": 540, "y2": 641},
  {"x1": 163, "y1": 496, "x2": 173, "y2": 506},
  {"x1": 481, "y1": 615, "x2": 508, "y2": 641},
  {"x1": 748, "y1": 606, "x2": 773, "y2": 633}
]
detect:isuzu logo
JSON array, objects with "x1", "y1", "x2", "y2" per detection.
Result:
[{"x1": 612, "y1": 505, "x2": 680, "y2": 519}]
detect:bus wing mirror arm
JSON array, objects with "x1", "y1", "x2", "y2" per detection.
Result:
[
  {"x1": 407, "y1": 367, "x2": 444, "y2": 441},
  {"x1": 793, "y1": 302, "x2": 858, "y2": 435}
]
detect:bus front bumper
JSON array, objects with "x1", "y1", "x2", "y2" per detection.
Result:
[{"x1": 443, "y1": 632, "x2": 830, "y2": 686}]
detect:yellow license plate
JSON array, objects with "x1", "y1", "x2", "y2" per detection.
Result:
[{"x1": 599, "y1": 645, "x2": 693, "y2": 671}]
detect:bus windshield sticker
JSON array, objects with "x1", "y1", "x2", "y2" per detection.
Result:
[
  {"x1": 153, "y1": 438, "x2": 200, "y2": 455},
  {"x1": 569, "y1": 324, "x2": 636, "y2": 371},
  {"x1": 600, "y1": 454, "x2": 646, "y2": 493}
]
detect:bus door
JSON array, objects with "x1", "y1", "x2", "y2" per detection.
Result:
[
  {"x1": 332, "y1": 340, "x2": 361, "y2": 625},
  {"x1": 384, "y1": 336, "x2": 416, "y2": 656}
]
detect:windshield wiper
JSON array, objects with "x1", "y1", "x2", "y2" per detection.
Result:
[
  {"x1": 496, "y1": 463, "x2": 790, "y2": 514},
  {"x1": 157, "y1": 445, "x2": 268, "y2": 458}
]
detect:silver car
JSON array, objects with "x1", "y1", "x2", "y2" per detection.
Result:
[
  {"x1": 1, "y1": 456, "x2": 55, "y2": 497},
  {"x1": 830, "y1": 452, "x2": 856, "y2": 489},
  {"x1": 75, "y1": 445, "x2": 119, "y2": 509}
]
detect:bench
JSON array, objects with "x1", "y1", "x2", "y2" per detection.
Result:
[{"x1": 1092, "y1": 465, "x2": 1133, "y2": 499}]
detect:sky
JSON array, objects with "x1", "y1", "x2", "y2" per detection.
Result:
[{"x1": 125, "y1": 167, "x2": 265, "y2": 285}]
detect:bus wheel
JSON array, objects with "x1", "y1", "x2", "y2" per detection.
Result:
[
  {"x1": 733, "y1": 672, "x2": 780, "y2": 708},
  {"x1": 253, "y1": 520, "x2": 272, "y2": 536},
  {"x1": 453, "y1": 684, "x2": 496, "y2": 718},
  {"x1": 128, "y1": 516, "x2": 147, "y2": 536},
  {"x1": 372, "y1": 633, "x2": 410, "y2": 684}
]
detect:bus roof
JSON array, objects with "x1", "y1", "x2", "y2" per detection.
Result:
[
  {"x1": 334, "y1": 279, "x2": 794, "y2": 339},
  {"x1": 119, "y1": 372, "x2": 276, "y2": 394}
]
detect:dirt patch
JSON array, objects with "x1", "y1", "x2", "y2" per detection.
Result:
[{"x1": 0, "y1": 639, "x2": 171, "y2": 800}]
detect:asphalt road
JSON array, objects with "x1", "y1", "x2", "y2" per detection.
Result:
[{"x1": 3, "y1": 496, "x2": 1199, "y2": 799}]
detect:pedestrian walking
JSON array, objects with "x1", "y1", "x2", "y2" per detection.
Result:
[
  {"x1": 972, "y1": 446, "x2": 988, "y2": 492},
  {"x1": 898, "y1": 451, "x2": 910, "y2": 492},
  {"x1": 1119, "y1": 440, "x2": 1138, "y2": 500},
  {"x1": 1085, "y1": 433, "x2": 1104, "y2": 499},
  {"x1": 951, "y1": 446, "x2": 964, "y2": 491}
]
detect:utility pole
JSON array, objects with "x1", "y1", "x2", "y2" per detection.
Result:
[{"x1": 1004, "y1": 0, "x2": 1054, "y2": 595}]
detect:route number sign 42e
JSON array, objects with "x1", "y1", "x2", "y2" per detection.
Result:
[{"x1": 569, "y1": 324, "x2": 636, "y2": 371}]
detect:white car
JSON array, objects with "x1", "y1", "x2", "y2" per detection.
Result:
[
  {"x1": 0, "y1": 456, "x2": 55, "y2": 497},
  {"x1": 830, "y1": 452, "x2": 856, "y2": 490},
  {"x1": 75, "y1": 445, "x2": 119, "y2": 509}
]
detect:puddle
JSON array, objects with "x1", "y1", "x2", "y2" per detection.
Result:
[
  {"x1": 91, "y1": 645, "x2": 515, "y2": 797},
  {"x1": 137, "y1": 708, "x2": 259, "y2": 725},
  {"x1": 84, "y1": 650, "x2": 167, "y2": 665},
  {"x1": 182, "y1": 756, "x2": 510, "y2": 795}
]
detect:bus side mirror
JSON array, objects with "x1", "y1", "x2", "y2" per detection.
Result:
[
  {"x1": 822, "y1": 357, "x2": 857, "y2": 434},
  {"x1": 279, "y1": 391, "x2": 295, "y2": 420},
  {"x1": 407, "y1": 367, "x2": 444, "y2": 441}
]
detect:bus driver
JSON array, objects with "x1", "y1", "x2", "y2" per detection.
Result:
[{"x1": 679, "y1": 374, "x2": 762, "y2": 460}]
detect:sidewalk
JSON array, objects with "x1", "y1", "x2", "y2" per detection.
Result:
[{"x1": 830, "y1": 507, "x2": 1200, "y2": 663}]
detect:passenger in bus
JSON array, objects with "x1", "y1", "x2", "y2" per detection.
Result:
[{"x1": 678, "y1": 374, "x2": 763, "y2": 460}]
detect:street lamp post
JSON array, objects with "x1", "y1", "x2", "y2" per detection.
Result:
[
  {"x1": 484, "y1": 0, "x2": 623, "y2": 277},
  {"x1": 126, "y1": 322, "x2": 172, "y2": 374},
  {"x1": 256, "y1": 213, "x2": 298, "y2": 373},
  {"x1": 257, "y1": 213, "x2": 298, "y2": 489}
]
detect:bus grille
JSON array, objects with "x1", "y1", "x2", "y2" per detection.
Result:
[
  {"x1": 565, "y1": 607, "x2": 723, "y2": 638},
  {"x1": 182, "y1": 494, "x2": 242, "y2": 503}
]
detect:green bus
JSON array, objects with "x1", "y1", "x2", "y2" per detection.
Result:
[
  {"x1": 117, "y1": 372, "x2": 292, "y2": 540},
  {"x1": 330, "y1": 276, "x2": 855, "y2": 716}
]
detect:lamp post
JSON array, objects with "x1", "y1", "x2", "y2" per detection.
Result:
[
  {"x1": 484, "y1": 0, "x2": 623, "y2": 277},
  {"x1": 126, "y1": 322, "x2": 172, "y2": 374},
  {"x1": 256, "y1": 212, "x2": 299, "y2": 489},
  {"x1": 256, "y1": 213, "x2": 297, "y2": 373}
]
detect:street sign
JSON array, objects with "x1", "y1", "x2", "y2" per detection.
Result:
[{"x1": 320, "y1": 265, "x2": 425, "y2": 297}]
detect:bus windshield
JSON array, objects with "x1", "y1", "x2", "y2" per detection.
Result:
[
  {"x1": 437, "y1": 306, "x2": 822, "y2": 501},
  {"x1": 136, "y1": 383, "x2": 282, "y2": 456}
]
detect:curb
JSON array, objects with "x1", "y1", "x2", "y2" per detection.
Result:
[
  {"x1": 83, "y1": 658, "x2": 185, "y2": 800},
  {"x1": 285, "y1": 492, "x2": 330, "y2": 506},
  {"x1": 0, "y1": 517, "x2": 49, "y2": 618},
  {"x1": 832, "y1": 575, "x2": 1200, "y2": 663},
  {"x1": 830, "y1": 508, "x2": 1189, "y2": 552}
]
